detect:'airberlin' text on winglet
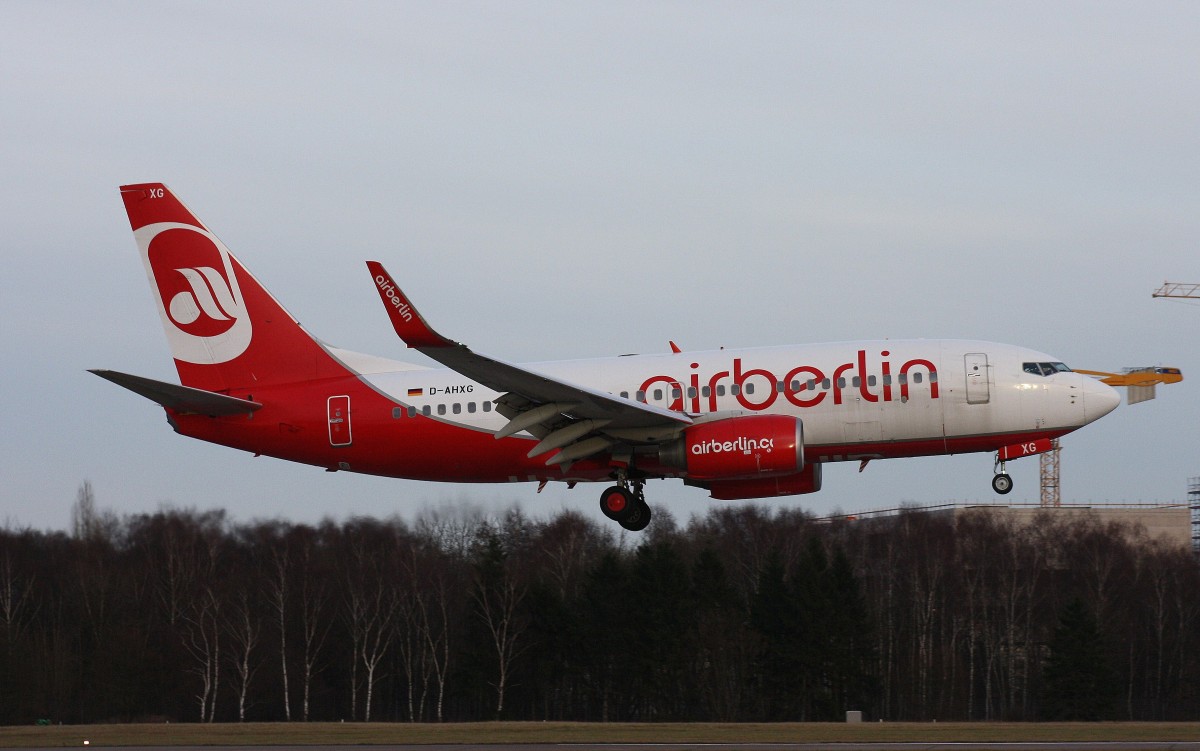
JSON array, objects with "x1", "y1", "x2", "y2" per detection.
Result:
[{"x1": 374, "y1": 274, "x2": 413, "y2": 322}]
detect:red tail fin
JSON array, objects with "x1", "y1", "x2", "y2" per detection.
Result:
[{"x1": 120, "y1": 183, "x2": 347, "y2": 392}]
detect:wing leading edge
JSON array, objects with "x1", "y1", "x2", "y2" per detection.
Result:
[{"x1": 365, "y1": 261, "x2": 691, "y2": 466}]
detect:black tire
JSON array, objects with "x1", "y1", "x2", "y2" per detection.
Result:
[
  {"x1": 599, "y1": 486, "x2": 635, "y2": 522},
  {"x1": 992, "y1": 473, "x2": 1013, "y2": 495},
  {"x1": 621, "y1": 500, "x2": 652, "y2": 532}
]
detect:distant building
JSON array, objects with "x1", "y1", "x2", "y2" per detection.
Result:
[{"x1": 823, "y1": 502, "x2": 1193, "y2": 552}]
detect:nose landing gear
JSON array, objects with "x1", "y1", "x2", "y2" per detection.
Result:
[
  {"x1": 599, "y1": 478, "x2": 651, "y2": 532},
  {"x1": 992, "y1": 455, "x2": 1013, "y2": 495}
]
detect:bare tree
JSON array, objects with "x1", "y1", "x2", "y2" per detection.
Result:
[
  {"x1": 298, "y1": 570, "x2": 330, "y2": 721},
  {"x1": 182, "y1": 585, "x2": 222, "y2": 722},
  {"x1": 263, "y1": 535, "x2": 292, "y2": 721},
  {"x1": 341, "y1": 522, "x2": 399, "y2": 721},
  {"x1": 226, "y1": 589, "x2": 262, "y2": 721},
  {"x1": 0, "y1": 544, "x2": 36, "y2": 657},
  {"x1": 295, "y1": 531, "x2": 331, "y2": 722},
  {"x1": 471, "y1": 527, "x2": 530, "y2": 719}
]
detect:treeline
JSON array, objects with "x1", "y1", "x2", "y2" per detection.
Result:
[{"x1": 1, "y1": 487, "x2": 1198, "y2": 724}]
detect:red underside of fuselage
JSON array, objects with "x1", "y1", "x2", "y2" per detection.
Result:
[{"x1": 171, "y1": 379, "x2": 1073, "y2": 486}]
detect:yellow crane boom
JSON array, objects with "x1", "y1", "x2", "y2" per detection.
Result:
[{"x1": 1074, "y1": 367, "x2": 1184, "y2": 387}]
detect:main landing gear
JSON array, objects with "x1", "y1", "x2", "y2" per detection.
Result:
[
  {"x1": 992, "y1": 455, "x2": 1013, "y2": 495},
  {"x1": 599, "y1": 478, "x2": 651, "y2": 532}
]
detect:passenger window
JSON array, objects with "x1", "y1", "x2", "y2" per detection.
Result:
[
  {"x1": 408, "y1": 405, "x2": 417, "y2": 417},
  {"x1": 636, "y1": 390, "x2": 646, "y2": 402},
  {"x1": 913, "y1": 373, "x2": 923, "y2": 384},
  {"x1": 452, "y1": 403, "x2": 461, "y2": 414},
  {"x1": 701, "y1": 386, "x2": 711, "y2": 397},
  {"x1": 930, "y1": 372, "x2": 938, "y2": 382},
  {"x1": 437, "y1": 404, "x2": 446, "y2": 415},
  {"x1": 745, "y1": 383, "x2": 755, "y2": 395},
  {"x1": 687, "y1": 386, "x2": 697, "y2": 399},
  {"x1": 791, "y1": 380, "x2": 801, "y2": 392},
  {"x1": 653, "y1": 389, "x2": 663, "y2": 400},
  {"x1": 672, "y1": 387, "x2": 681, "y2": 400},
  {"x1": 422, "y1": 405, "x2": 431, "y2": 416},
  {"x1": 869, "y1": 375, "x2": 878, "y2": 387},
  {"x1": 620, "y1": 391, "x2": 629, "y2": 399},
  {"x1": 822, "y1": 379, "x2": 831, "y2": 389},
  {"x1": 837, "y1": 377, "x2": 846, "y2": 388},
  {"x1": 482, "y1": 402, "x2": 491, "y2": 412},
  {"x1": 730, "y1": 384, "x2": 741, "y2": 396},
  {"x1": 468, "y1": 402, "x2": 476, "y2": 413},
  {"x1": 392, "y1": 407, "x2": 404, "y2": 419},
  {"x1": 717, "y1": 385, "x2": 726, "y2": 396},
  {"x1": 851, "y1": 376, "x2": 860, "y2": 388}
]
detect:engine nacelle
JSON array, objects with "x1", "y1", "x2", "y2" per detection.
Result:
[
  {"x1": 700, "y1": 463, "x2": 824, "y2": 500},
  {"x1": 660, "y1": 415, "x2": 803, "y2": 481}
]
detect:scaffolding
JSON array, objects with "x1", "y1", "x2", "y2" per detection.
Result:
[
  {"x1": 1039, "y1": 439, "x2": 1061, "y2": 507},
  {"x1": 1190, "y1": 477, "x2": 1200, "y2": 555}
]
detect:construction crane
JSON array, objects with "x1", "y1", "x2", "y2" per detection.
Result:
[
  {"x1": 1038, "y1": 366, "x2": 1184, "y2": 506},
  {"x1": 1153, "y1": 282, "x2": 1200, "y2": 299},
  {"x1": 1037, "y1": 283, "x2": 1194, "y2": 506}
]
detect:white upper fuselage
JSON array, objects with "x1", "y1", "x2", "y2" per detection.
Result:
[{"x1": 342, "y1": 338, "x2": 1119, "y2": 463}]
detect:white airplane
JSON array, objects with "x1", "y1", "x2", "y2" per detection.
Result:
[{"x1": 93, "y1": 183, "x2": 1122, "y2": 531}]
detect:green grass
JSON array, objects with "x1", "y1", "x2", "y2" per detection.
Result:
[{"x1": 2, "y1": 721, "x2": 1200, "y2": 747}]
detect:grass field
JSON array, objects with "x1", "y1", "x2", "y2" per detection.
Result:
[{"x1": 2, "y1": 721, "x2": 1200, "y2": 747}]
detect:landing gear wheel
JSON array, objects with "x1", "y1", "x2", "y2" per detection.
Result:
[
  {"x1": 600, "y1": 486, "x2": 635, "y2": 523},
  {"x1": 992, "y1": 473, "x2": 1013, "y2": 495},
  {"x1": 599, "y1": 482, "x2": 652, "y2": 531},
  {"x1": 622, "y1": 499, "x2": 652, "y2": 532}
]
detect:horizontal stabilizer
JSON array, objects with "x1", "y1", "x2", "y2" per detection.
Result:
[{"x1": 89, "y1": 370, "x2": 262, "y2": 416}]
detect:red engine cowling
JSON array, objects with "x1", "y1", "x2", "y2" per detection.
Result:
[
  {"x1": 700, "y1": 463, "x2": 823, "y2": 500},
  {"x1": 660, "y1": 415, "x2": 803, "y2": 481}
]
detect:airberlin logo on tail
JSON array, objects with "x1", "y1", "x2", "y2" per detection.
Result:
[
  {"x1": 166, "y1": 266, "x2": 241, "y2": 335},
  {"x1": 374, "y1": 275, "x2": 413, "y2": 323},
  {"x1": 137, "y1": 222, "x2": 251, "y2": 365}
]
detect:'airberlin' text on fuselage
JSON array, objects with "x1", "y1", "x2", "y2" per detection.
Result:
[{"x1": 639, "y1": 350, "x2": 939, "y2": 413}]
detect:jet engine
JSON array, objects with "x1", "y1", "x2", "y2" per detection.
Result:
[{"x1": 659, "y1": 415, "x2": 804, "y2": 480}]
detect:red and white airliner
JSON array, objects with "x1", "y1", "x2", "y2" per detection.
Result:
[{"x1": 93, "y1": 183, "x2": 1121, "y2": 531}]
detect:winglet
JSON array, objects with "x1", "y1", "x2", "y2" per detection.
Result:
[{"x1": 366, "y1": 261, "x2": 453, "y2": 349}]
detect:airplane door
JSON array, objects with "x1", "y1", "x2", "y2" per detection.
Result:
[
  {"x1": 964, "y1": 353, "x2": 990, "y2": 405},
  {"x1": 328, "y1": 395, "x2": 352, "y2": 446}
]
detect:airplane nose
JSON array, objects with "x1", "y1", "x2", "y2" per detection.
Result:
[{"x1": 1082, "y1": 377, "x2": 1121, "y2": 423}]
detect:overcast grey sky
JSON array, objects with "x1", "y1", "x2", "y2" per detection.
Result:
[{"x1": 2, "y1": 1, "x2": 1197, "y2": 532}]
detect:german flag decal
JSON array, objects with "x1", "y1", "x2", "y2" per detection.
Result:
[{"x1": 407, "y1": 387, "x2": 423, "y2": 397}]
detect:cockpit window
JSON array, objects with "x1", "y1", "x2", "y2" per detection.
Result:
[{"x1": 1023, "y1": 361, "x2": 1072, "y2": 376}]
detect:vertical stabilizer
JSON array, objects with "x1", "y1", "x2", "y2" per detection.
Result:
[{"x1": 119, "y1": 183, "x2": 347, "y2": 392}]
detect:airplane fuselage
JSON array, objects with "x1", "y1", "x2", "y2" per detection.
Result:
[{"x1": 170, "y1": 337, "x2": 1115, "y2": 484}]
